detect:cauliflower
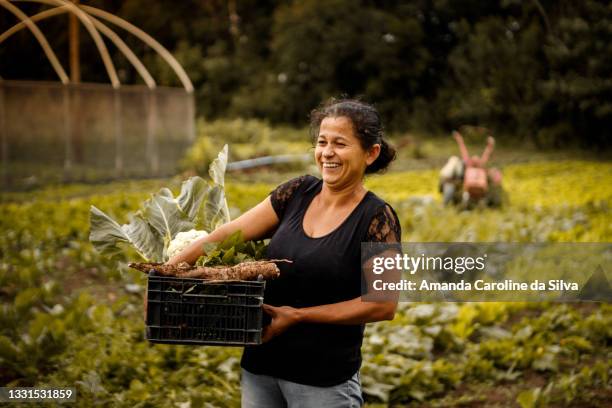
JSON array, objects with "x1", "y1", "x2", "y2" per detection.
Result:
[{"x1": 167, "y1": 229, "x2": 208, "y2": 259}]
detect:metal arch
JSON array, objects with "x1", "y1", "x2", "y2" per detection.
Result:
[
  {"x1": 5, "y1": 0, "x2": 193, "y2": 92},
  {"x1": 0, "y1": 4, "x2": 70, "y2": 41},
  {"x1": 80, "y1": 4, "x2": 194, "y2": 93},
  {"x1": 0, "y1": 5, "x2": 157, "y2": 89},
  {"x1": 13, "y1": 0, "x2": 121, "y2": 88},
  {"x1": 0, "y1": 0, "x2": 68, "y2": 84}
]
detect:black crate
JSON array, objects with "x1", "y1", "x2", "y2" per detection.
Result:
[{"x1": 146, "y1": 274, "x2": 265, "y2": 346}]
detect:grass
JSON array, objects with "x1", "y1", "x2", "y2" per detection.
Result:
[{"x1": 0, "y1": 157, "x2": 610, "y2": 407}]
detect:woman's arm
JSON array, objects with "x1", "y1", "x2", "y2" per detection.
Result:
[
  {"x1": 480, "y1": 136, "x2": 495, "y2": 165},
  {"x1": 166, "y1": 196, "x2": 279, "y2": 265},
  {"x1": 262, "y1": 247, "x2": 400, "y2": 342},
  {"x1": 262, "y1": 298, "x2": 396, "y2": 343},
  {"x1": 453, "y1": 130, "x2": 470, "y2": 162}
]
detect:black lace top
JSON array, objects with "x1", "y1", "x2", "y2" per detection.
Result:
[
  {"x1": 270, "y1": 175, "x2": 401, "y2": 243},
  {"x1": 240, "y1": 175, "x2": 401, "y2": 387}
]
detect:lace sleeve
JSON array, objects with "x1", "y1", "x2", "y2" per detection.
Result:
[
  {"x1": 270, "y1": 175, "x2": 309, "y2": 219},
  {"x1": 365, "y1": 204, "x2": 401, "y2": 243}
]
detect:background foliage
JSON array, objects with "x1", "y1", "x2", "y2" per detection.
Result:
[{"x1": 1, "y1": 0, "x2": 611, "y2": 148}]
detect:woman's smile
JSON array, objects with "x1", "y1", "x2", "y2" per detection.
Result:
[{"x1": 315, "y1": 116, "x2": 373, "y2": 187}]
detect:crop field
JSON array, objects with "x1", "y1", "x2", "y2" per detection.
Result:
[{"x1": 1, "y1": 160, "x2": 610, "y2": 407}]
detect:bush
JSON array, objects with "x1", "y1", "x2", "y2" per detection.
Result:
[{"x1": 180, "y1": 118, "x2": 312, "y2": 175}]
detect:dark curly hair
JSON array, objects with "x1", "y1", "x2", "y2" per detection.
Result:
[{"x1": 309, "y1": 98, "x2": 396, "y2": 174}]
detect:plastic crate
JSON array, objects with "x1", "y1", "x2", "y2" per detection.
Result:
[{"x1": 145, "y1": 274, "x2": 265, "y2": 346}]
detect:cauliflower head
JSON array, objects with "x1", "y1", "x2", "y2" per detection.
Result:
[{"x1": 167, "y1": 229, "x2": 208, "y2": 259}]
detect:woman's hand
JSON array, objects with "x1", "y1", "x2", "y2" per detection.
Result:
[
  {"x1": 487, "y1": 136, "x2": 495, "y2": 146},
  {"x1": 261, "y1": 304, "x2": 302, "y2": 343},
  {"x1": 166, "y1": 196, "x2": 279, "y2": 266}
]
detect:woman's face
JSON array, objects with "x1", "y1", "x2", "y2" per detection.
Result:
[{"x1": 315, "y1": 116, "x2": 380, "y2": 189}]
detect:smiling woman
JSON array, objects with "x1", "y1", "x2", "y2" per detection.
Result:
[
  {"x1": 315, "y1": 116, "x2": 376, "y2": 192},
  {"x1": 167, "y1": 98, "x2": 401, "y2": 408},
  {"x1": 311, "y1": 99, "x2": 396, "y2": 175}
]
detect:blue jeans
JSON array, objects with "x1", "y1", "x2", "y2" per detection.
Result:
[{"x1": 241, "y1": 368, "x2": 364, "y2": 408}]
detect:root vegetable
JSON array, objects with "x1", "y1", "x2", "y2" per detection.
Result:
[
  {"x1": 129, "y1": 259, "x2": 290, "y2": 281},
  {"x1": 128, "y1": 261, "x2": 190, "y2": 276}
]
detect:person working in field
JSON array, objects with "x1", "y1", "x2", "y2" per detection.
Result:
[
  {"x1": 453, "y1": 130, "x2": 502, "y2": 189},
  {"x1": 440, "y1": 130, "x2": 503, "y2": 206},
  {"x1": 453, "y1": 131, "x2": 502, "y2": 201},
  {"x1": 453, "y1": 130, "x2": 495, "y2": 169},
  {"x1": 167, "y1": 98, "x2": 401, "y2": 407}
]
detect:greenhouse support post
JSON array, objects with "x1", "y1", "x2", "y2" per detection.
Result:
[
  {"x1": 0, "y1": 79, "x2": 6, "y2": 188},
  {"x1": 147, "y1": 89, "x2": 159, "y2": 175},
  {"x1": 113, "y1": 88, "x2": 123, "y2": 177}
]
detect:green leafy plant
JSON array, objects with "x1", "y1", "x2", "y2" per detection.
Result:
[
  {"x1": 2, "y1": 159, "x2": 611, "y2": 405},
  {"x1": 89, "y1": 146, "x2": 231, "y2": 262},
  {"x1": 197, "y1": 231, "x2": 268, "y2": 266},
  {"x1": 181, "y1": 118, "x2": 311, "y2": 175}
]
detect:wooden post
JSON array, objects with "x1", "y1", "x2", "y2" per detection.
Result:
[
  {"x1": 69, "y1": 0, "x2": 83, "y2": 164},
  {"x1": 187, "y1": 92, "x2": 195, "y2": 142},
  {"x1": 147, "y1": 90, "x2": 159, "y2": 175},
  {"x1": 69, "y1": 0, "x2": 80, "y2": 83},
  {"x1": 62, "y1": 85, "x2": 73, "y2": 178},
  {"x1": 113, "y1": 89, "x2": 123, "y2": 177},
  {"x1": 0, "y1": 79, "x2": 7, "y2": 189}
]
